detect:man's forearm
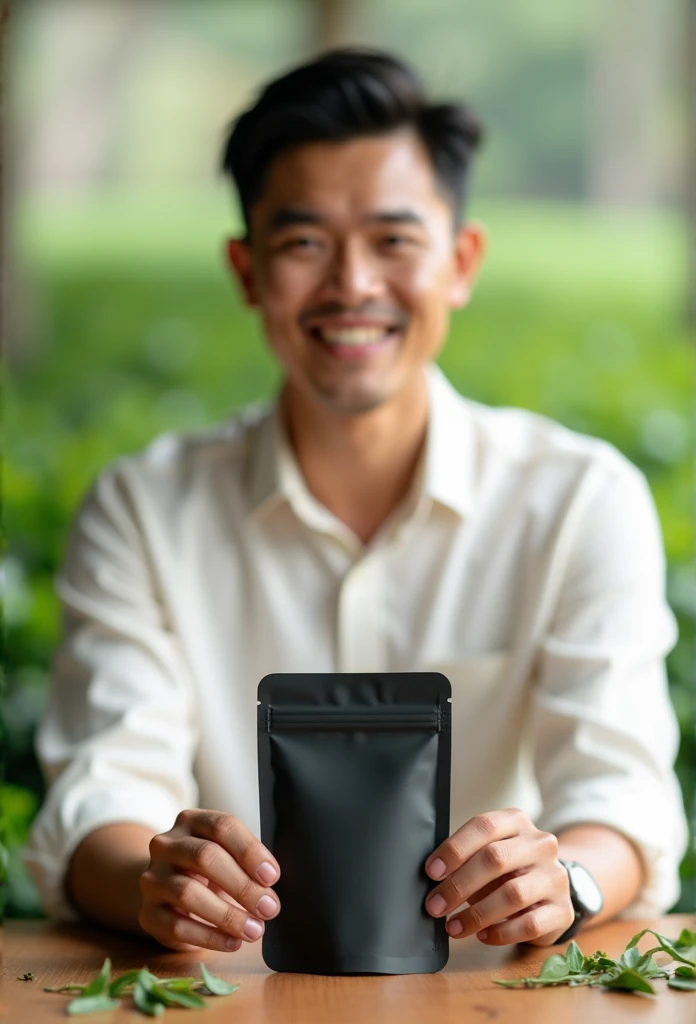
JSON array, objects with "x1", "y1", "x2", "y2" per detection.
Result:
[
  {"x1": 67, "y1": 823, "x2": 155, "y2": 933},
  {"x1": 556, "y1": 824, "x2": 645, "y2": 929}
]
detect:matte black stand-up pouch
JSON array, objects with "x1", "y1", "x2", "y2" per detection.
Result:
[{"x1": 257, "y1": 672, "x2": 452, "y2": 975}]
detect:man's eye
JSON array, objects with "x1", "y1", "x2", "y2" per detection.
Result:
[
  {"x1": 285, "y1": 238, "x2": 319, "y2": 249},
  {"x1": 382, "y1": 235, "x2": 414, "y2": 248}
]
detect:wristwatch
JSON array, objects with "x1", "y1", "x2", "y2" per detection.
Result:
[{"x1": 555, "y1": 859, "x2": 604, "y2": 944}]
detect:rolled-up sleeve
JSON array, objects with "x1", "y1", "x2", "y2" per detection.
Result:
[
  {"x1": 532, "y1": 457, "x2": 688, "y2": 916},
  {"x1": 24, "y1": 463, "x2": 199, "y2": 920}
]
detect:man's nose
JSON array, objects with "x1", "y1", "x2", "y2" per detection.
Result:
[{"x1": 320, "y1": 239, "x2": 385, "y2": 306}]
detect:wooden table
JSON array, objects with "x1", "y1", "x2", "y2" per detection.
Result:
[{"x1": 3, "y1": 915, "x2": 694, "y2": 1022}]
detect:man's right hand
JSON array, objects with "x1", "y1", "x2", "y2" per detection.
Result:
[{"x1": 139, "y1": 809, "x2": 281, "y2": 952}]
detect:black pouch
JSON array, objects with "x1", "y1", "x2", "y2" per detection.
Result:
[{"x1": 257, "y1": 672, "x2": 452, "y2": 975}]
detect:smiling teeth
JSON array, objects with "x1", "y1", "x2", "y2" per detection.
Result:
[{"x1": 319, "y1": 327, "x2": 388, "y2": 345}]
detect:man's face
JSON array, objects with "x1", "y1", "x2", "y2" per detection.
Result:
[{"x1": 227, "y1": 130, "x2": 483, "y2": 415}]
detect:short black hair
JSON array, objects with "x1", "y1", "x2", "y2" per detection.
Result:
[{"x1": 220, "y1": 47, "x2": 483, "y2": 235}]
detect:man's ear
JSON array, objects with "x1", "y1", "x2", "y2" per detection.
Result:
[
  {"x1": 448, "y1": 221, "x2": 487, "y2": 309},
  {"x1": 225, "y1": 237, "x2": 259, "y2": 308}
]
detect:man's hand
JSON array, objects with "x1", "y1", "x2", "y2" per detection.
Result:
[
  {"x1": 139, "y1": 810, "x2": 281, "y2": 952},
  {"x1": 424, "y1": 808, "x2": 574, "y2": 946}
]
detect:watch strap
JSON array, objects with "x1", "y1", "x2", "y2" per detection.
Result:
[
  {"x1": 554, "y1": 908, "x2": 584, "y2": 945},
  {"x1": 555, "y1": 859, "x2": 600, "y2": 945}
]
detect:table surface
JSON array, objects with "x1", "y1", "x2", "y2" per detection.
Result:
[{"x1": 3, "y1": 915, "x2": 695, "y2": 1022}]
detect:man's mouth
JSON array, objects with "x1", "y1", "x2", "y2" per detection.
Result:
[{"x1": 307, "y1": 324, "x2": 400, "y2": 355}]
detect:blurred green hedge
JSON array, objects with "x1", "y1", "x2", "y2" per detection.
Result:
[{"x1": 3, "y1": 197, "x2": 693, "y2": 916}]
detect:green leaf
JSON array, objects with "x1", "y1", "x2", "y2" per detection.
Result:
[
  {"x1": 675, "y1": 929, "x2": 696, "y2": 949},
  {"x1": 589, "y1": 972, "x2": 617, "y2": 985},
  {"x1": 108, "y1": 969, "x2": 141, "y2": 998},
  {"x1": 81, "y1": 958, "x2": 112, "y2": 998},
  {"x1": 66, "y1": 995, "x2": 120, "y2": 1015},
  {"x1": 133, "y1": 978, "x2": 165, "y2": 1017},
  {"x1": 198, "y1": 962, "x2": 240, "y2": 996},
  {"x1": 150, "y1": 983, "x2": 207, "y2": 1009},
  {"x1": 668, "y1": 976, "x2": 696, "y2": 992},
  {"x1": 675, "y1": 965, "x2": 696, "y2": 978},
  {"x1": 626, "y1": 929, "x2": 696, "y2": 967},
  {"x1": 158, "y1": 977, "x2": 198, "y2": 991},
  {"x1": 602, "y1": 969, "x2": 656, "y2": 995},
  {"x1": 538, "y1": 954, "x2": 570, "y2": 982},
  {"x1": 633, "y1": 952, "x2": 669, "y2": 979},
  {"x1": 619, "y1": 945, "x2": 642, "y2": 970},
  {"x1": 565, "y1": 941, "x2": 584, "y2": 973}
]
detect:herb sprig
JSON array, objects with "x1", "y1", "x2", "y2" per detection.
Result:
[
  {"x1": 495, "y1": 927, "x2": 696, "y2": 995},
  {"x1": 44, "y1": 958, "x2": 240, "y2": 1016}
]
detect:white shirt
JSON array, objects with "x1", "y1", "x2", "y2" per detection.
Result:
[{"x1": 26, "y1": 364, "x2": 688, "y2": 920}]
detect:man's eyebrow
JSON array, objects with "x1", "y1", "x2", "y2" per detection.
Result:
[
  {"x1": 365, "y1": 209, "x2": 425, "y2": 227},
  {"x1": 268, "y1": 208, "x2": 325, "y2": 231},
  {"x1": 267, "y1": 207, "x2": 426, "y2": 231}
]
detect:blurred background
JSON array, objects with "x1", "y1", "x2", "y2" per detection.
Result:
[{"x1": 3, "y1": 0, "x2": 694, "y2": 916}]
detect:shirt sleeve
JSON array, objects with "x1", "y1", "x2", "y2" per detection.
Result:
[
  {"x1": 531, "y1": 455, "x2": 688, "y2": 916},
  {"x1": 24, "y1": 463, "x2": 199, "y2": 920}
]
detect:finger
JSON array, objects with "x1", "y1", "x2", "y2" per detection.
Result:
[
  {"x1": 443, "y1": 869, "x2": 550, "y2": 938},
  {"x1": 471, "y1": 901, "x2": 573, "y2": 946},
  {"x1": 425, "y1": 809, "x2": 529, "y2": 881},
  {"x1": 426, "y1": 830, "x2": 559, "y2": 920},
  {"x1": 175, "y1": 810, "x2": 280, "y2": 885},
  {"x1": 149, "y1": 834, "x2": 281, "y2": 921},
  {"x1": 465, "y1": 872, "x2": 513, "y2": 906},
  {"x1": 142, "y1": 870, "x2": 274, "y2": 943},
  {"x1": 140, "y1": 904, "x2": 245, "y2": 953}
]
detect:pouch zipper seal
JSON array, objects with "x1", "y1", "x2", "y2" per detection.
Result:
[{"x1": 266, "y1": 704, "x2": 441, "y2": 733}]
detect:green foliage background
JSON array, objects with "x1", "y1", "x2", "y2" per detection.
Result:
[{"x1": 3, "y1": 194, "x2": 693, "y2": 916}]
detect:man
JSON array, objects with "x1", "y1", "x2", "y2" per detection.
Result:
[{"x1": 26, "y1": 48, "x2": 687, "y2": 955}]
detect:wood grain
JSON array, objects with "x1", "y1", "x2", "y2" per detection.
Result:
[{"x1": 2, "y1": 915, "x2": 694, "y2": 1022}]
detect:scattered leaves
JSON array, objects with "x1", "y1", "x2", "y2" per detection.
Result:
[
  {"x1": 67, "y1": 995, "x2": 120, "y2": 1016},
  {"x1": 199, "y1": 962, "x2": 240, "y2": 996},
  {"x1": 668, "y1": 964, "x2": 696, "y2": 992},
  {"x1": 44, "y1": 958, "x2": 241, "y2": 1016},
  {"x1": 494, "y1": 926, "x2": 696, "y2": 996}
]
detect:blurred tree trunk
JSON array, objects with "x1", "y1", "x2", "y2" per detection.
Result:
[
  {"x1": 1, "y1": 2, "x2": 8, "y2": 361},
  {"x1": 688, "y1": 0, "x2": 695, "y2": 323},
  {"x1": 587, "y1": 0, "x2": 667, "y2": 206},
  {"x1": 26, "y1": 0, "x2": 160, "y2": 190},
  {"x1": 311, "y1": 0, "x2": 362, "y2": 51}
]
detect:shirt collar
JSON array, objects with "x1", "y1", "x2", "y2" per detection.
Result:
[
  {"x1": 421, "y1": 362, "x2": 476, "y2": 519},
  {"x1": 246, "y1": 362, "x2": 475, "y2": 522}
]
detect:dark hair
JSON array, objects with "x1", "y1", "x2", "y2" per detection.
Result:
[{"x1": 221, "y1": 47, "x2": 483, "y2": 234}]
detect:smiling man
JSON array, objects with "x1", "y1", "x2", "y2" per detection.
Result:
[{"x1": 27, "y1": 49, "x2": 687, "y2": 957}]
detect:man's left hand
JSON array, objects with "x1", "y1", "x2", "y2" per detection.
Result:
[{"x1": 424, "y1": 808, "x2": 574, "y2": 946}]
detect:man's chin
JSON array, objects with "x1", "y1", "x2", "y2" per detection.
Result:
[{"x1": 312, "y1": 383, "x2": 395, "y2": 416}]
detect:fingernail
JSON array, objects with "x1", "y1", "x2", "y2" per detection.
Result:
[
  {"x1": 477, "y1": 929, "x2": 488, "y2": 941},
  {"x1": 427, "y1": 893, "x2": 447, "y2": 916},
  {"x1": 256, "y1": 861, "x2": 278, "y2": 884},
  {"x1": 447, "y1": 919, "x2": 463, "y2": 937},
  {"x1": 243, "y1": 918, "x2": 264, "y2": 940},
  {"x1": 226, "y1": 937, "x2": 242, "y2": 951},
  {"x1": 256, "y1": 894, "x2": 278, "y2": 918},
  {"x1": 428, "y1": 858, "x2": 447, "y2": 880}
]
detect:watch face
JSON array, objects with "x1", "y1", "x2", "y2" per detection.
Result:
[{"x1": 568, "y1": 863, "x2": 604, "y2": 914}]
